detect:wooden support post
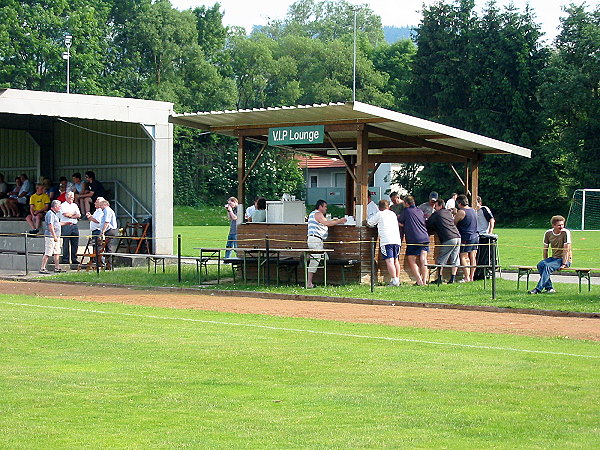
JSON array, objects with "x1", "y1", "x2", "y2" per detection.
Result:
[
  {"x1": 470, "y1": 158, "x2": 479, "y2": 204},
  {"x1": 355, "y1": 126, "x2": 368, "y2": 224},
  {"x1": 345, "y1": 159, "x2": 355, "y2": 216},
  {"x1": 463, "y1": 161, "x2": 470, "y2": 197},
  {"x1": 237, "y1": 136, "x2": 246, "y2": 210}
]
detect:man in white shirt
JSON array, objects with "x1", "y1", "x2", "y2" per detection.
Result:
[
  {"x1": 60, "y1": 191, "x2": 81, "y2": 266},
  {"x1": 446, "y1": 193, "x2": 458, "y2": 210},
  {"x1": 88, "y1": 198, "x2": 118, "y2": 263},
  {"x1": 366, "y1": 192, "x2": 379, "y2": 219},
  {"x1": 367, "y1": 199, "x2": 402, "y2": 286}
]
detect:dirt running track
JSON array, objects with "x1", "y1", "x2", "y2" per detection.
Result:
[{"x1": 2, "y1": 280, "x2": 599, "y2": 341}]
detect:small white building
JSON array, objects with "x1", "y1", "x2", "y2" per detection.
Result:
[{"x1": 296, "y1": 154, "x2": 401, "y2": 205}]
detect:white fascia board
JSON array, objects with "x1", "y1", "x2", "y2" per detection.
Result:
[
  {"x1": 353, "y1": 101, "x2": 532, "y2": 158},
  {"x1": 0, "y1": 89, "x2": 173, "y2": 125}
]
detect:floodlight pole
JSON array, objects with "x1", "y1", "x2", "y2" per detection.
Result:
[
  {"x1": 352, "y1": 7, "x2": 357, "y2": 102},
  {"x1": 63, "y1": 34, "x2": 72, "y2": 94}
]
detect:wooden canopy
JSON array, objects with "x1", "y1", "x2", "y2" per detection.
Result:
[{"x1": 170, "y1": 101, "x2": 531, "y2": 219}]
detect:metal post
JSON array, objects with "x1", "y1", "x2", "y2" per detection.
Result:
[
  {"x1": 370, "y1": 237, "x2": 375, "y2": 293},
  {"x1": 24, "y1": 233, "x2": 29, "y2": 276},
  {"x1": 352, "y1": 7, "x2": 357, "y2": 102},
  {"x1": 491, "y1": 239, "x2": 497, "y2": 300},
  {"x1": 95, "y1": 237, "x2": 100, "y2": 276},
  {"x1": 177, "y1": 234, "x2": 182, "y2": 283},
  {"x1": 265, "y1": 236, "x2": 270, "y2": 286}
]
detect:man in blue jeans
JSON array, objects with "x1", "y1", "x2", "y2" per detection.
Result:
[
  {"x1": 224, "y1": 197, "x2": 239, "y2": 259},
  {"x1": 529, "y1": 215, "x2": 572, "y2": 294}
]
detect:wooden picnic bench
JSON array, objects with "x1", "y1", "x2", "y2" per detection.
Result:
[
  {"x1": 510, "y1": 265, "x2": 599, "y2": 293},
  {"x1": 103, "y1": 252, "x2": 209, "y2": 283}
]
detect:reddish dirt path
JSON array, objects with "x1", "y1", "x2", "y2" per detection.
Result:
[{"x1": 2, "y1": 280, "x2": 599, "y2": 341}]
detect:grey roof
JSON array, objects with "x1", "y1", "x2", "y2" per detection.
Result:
[{"x1": 171, "y1": 101, "x2": 532, "y2": 158}]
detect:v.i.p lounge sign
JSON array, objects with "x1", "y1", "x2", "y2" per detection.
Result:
[{"x1": 268, "y1": 125, "x2": 325, "y2": 146}]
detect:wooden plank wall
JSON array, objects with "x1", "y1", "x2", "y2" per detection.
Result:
[{"x1": 237, "y1": 223, "x2": 441, "y2": 285}]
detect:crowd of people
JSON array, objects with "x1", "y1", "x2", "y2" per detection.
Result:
[
  {"x1": 309, "y1": 191, "x2": 496, "y2": 287},
  {"x1": 0, "y1": 171, "x2": 106, "y2": 223},
  {"x1": 0, "y1": 171, "x2": 119, "y2": 273}
]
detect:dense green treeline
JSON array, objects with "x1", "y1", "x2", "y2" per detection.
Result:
[{"x1": 1, "y1": 0, "x2": 598, "y2": 220}]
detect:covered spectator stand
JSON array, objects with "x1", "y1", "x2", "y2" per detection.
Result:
[{"x1": 172, "y1": 102, "x2": 532, "y2": 284}]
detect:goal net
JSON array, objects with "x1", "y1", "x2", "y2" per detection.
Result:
[{"x1": 566, "y1": 189, "x2": 600, "y2": 230}]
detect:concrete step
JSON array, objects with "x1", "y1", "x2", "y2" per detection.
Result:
[
  {"x1": 0, "y1": 219, "x2": 92, "y2": 235},
  {"x1": 0, "y1": 233, "x2": 91, "y2": 253}
]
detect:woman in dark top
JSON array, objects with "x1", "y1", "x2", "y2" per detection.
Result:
[{"x1": 454, "y1": 195, "x2": 478, "y2": 282}]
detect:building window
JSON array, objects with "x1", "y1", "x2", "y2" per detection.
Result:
[{"x1": 310, "y1": 175, "x2": 318, "y2": 187}]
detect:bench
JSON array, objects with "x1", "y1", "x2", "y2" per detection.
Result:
[
  {"x1": 510, "y1": 265, "x2": 598, "y2": 293},
  {"x1": 326, "y1": 259, "x2": 360, "y2": 285},
  {"x1": 103, "y1": 252, "x2": 210, "y2": 283}
]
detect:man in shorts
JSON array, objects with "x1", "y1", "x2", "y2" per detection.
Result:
[
  {"x1": 528, "y1": 215, "x2": 572, "y2": 294},
  {"x1": 367, "y1": 199, "x2": 402, "y2": 286},
  {"x1": 398, "y1": 195, "x2": 430, "y2": 285},
  {"x1": 454, "y1": 195, "x2": 478, "y2": 282},
  {"x1": 40, "y1": 200, "x2": 66, "y2": 274},
  {"x1": 426, "y1": 199, "x2": 461, "y2": 283}
]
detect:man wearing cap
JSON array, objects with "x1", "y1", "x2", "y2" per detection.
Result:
[{"x1": 418, "y1": 191, "x2": 439, "y2": 219}]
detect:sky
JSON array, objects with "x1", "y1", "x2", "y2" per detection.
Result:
[{"x1": 170, "y1": 0, "x2": 571, "y2": 42}]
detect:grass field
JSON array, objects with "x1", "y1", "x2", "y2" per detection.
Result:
[
  {"x1": 50, "y1": 267, "x2": 600, "y2": 313},
  {"x1": 1, "y1": 295, "x2": 598, "y2": 448},
  {"x1": 172, "y1": 225, "x2": 600, "y2": 268}
]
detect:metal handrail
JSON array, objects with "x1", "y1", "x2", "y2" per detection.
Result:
[{"x1": 104, "y1": 180, "x2": 151, "y2": 224}]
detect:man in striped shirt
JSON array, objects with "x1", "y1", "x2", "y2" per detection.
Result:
[{"x1": 306, "y1": 200, "x2": 347, "y2": 288}]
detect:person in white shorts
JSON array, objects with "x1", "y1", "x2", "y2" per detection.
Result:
[{"x1": 40, "y1": 200, "x2": 67, "y2": 274}]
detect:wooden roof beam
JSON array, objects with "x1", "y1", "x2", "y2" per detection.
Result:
[{"x1": 365, "y1": 125, "x2": 476, "y2": 159}]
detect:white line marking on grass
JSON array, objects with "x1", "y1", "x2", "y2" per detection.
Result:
[{"x1": 2, "y1": 301, "x2": 599, "y2": 359}]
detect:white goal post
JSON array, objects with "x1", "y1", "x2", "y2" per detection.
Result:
[{"x1": 566, "y1": 189, "x2": 600, "y2": 231}]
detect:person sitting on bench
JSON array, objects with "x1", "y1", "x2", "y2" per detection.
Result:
[{"x1": 528, "y1": 215, "x2": 571, "y2": 295}]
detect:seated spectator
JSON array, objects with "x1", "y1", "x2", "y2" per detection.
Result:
[
  {"x1": 26, "y1": 183, "x2": 51, "y2": 234},
  {"x1": 245, "y1": 196, "x2": 258, "y2": 221},
  {"x1": 2, "y1": 177, "x2": 22, "y2": 217},
  {"x1": 78, "y1": 171, "x2": 105, "y2": 216},
  {"x1": 17, "y1": 173, "x2": 35, "y2": 213},
  {"x1": 0, "y1": 173, "x2": 7, "y2": 195},
  {"x1": 47, "y1": 177, "x2": 69, "y2": 200},
  {"x1": 56, "y1": 183, "x2": 68, "y2": 203},
  {"x1": 251, "y1": 197, "x2": 267, "y2": 222},
  {"x1": 71, "y1": 172, "x2": 89, "y2": 215}
]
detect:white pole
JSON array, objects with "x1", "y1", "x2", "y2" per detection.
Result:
[
  {"x1": 582, "y1": 189, "x2": 586, "y2": 231},
  {"x1": 353, "y1": 8, "x2": 357, "y2": 102},
  {"x1": 66, "y1": 52, "x2": 70, "y2": 94}
]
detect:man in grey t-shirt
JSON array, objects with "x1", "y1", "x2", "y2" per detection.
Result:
[{"x1": 40, "y1": 200, "x2": 66, "y2": 274}]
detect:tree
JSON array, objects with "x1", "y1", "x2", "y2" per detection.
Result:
[
  {"x1": 372, "y1": 39, "x2": 416, "y2": 111},
  {"x1": 406, "y1": 0, "x2": 556, "y2": 219},
  {"x1": 0, "y1": 0, "x2": 111, "y2": 93},
  {"x1": 539, "y1": 4, "x2": 600, "y2": 195}
]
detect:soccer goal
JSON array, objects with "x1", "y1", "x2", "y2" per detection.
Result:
[{"x1": 566, "y1": 189, "x2": 600, "y2": 230}]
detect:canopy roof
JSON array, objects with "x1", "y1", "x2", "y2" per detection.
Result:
[{"x1": 170, "y1": 101, "x2": 531, "y2": 161}]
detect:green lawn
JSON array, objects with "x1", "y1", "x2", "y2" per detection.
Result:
[
  {"x1": 0, "y1": 295, "x2": 598, "y2": 448},
  {"x1": 49, "y1": 268, "x2": 600, "y2": 313},
  {"x1": 172, "y1": 226, "x2": 600, "y2": 268},
  {"x1": 495, "y1": 228, "x2": 599, "y2": 268}
]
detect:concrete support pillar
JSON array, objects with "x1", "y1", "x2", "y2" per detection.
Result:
[{"x1": 152, "y1": 122, "x2": 173, "y2": 254}]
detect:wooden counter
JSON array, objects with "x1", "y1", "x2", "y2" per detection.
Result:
[{"x1": 237, "y1": 223, "x2": 441, "y2": 285}]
